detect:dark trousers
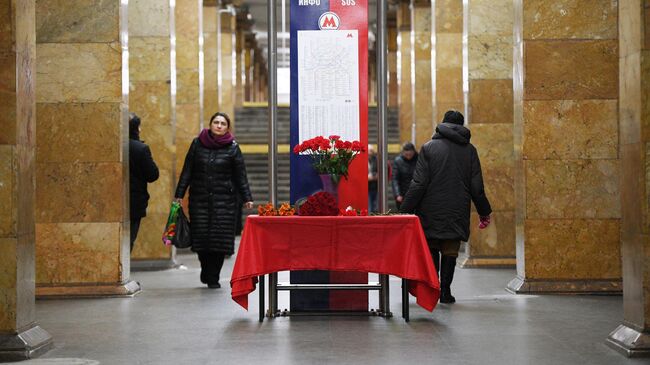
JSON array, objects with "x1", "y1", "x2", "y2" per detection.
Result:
[
  {"x1": 368, "y1": 190, "x2": 378, "y2": 212},
  {"x1": 130, "y1": 218, "x2": 141, "y2": 253},
  {"x1": 197, "y1": 251, "x2": 226, "y2": 284}
]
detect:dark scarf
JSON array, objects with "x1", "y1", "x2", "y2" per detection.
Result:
[{"x1": 198, "y1": 128, "x2": 234, "y2": 149}]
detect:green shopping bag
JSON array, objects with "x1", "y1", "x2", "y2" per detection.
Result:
[{"x1": 162, "y1": 202, "x2": 181, "y2": 246}]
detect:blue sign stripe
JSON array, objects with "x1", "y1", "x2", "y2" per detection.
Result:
[{"x1": 289, "y1": 0, "x2": 330, "y2": 204}]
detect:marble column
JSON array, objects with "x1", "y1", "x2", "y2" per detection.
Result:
[
  {"x1": 204, "y1": 4, "x2": 218, "y2": 118},
  {"x1": 235, "y1": 24, "x2": 245, "y2": 108},
  {"x1": 217, "y1": 6, "x2": 236, "y2": 124},
  {"x1": 34, "y1": 0, "x2": 138, "y2": 297},
  {"x1": 412, "y1": 0, "x2": 434, "y2": 148},
  {"x1": 128, "y1": 0, "x2": 176, "y2": 270},
  {"x1": 460, "y1": 0, "x2": 515, "y2": 267},
  {"x1": 435, "y1": 0, "x2": 464, "y2": 130},
  {"x1": 388, "y1": 9, "x2": 399, "y2": 108},
  {"x1": 396, "y1": 0, "x2": 413, "y2": 144},
  {"x1": 507, "y1": 1, "x2": 621, "y2": 294},
  {"x1": 0, "y1": 0, "x2": 53, "y2": 360},
  {"x1": 606, "y1": 0, "x2": 650, "y2": 357},
  {"x1": 176, "y1": 0, "x2": 203, "y2": 181}
]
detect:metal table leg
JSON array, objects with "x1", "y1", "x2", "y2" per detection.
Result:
[
  {"x1": 259, "y1": 275, "x2": 265, "y2": 322},
  {"x1": 402, "y1": 278, "x2": 409, "y2": 322}
]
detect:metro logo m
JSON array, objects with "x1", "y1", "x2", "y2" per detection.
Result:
[
  {"x1": 322, "y1": 16, "x2": 336, "y2": 28},
  {"x1": 318, "y1": 11, "x2": 340, "y2": 30}
]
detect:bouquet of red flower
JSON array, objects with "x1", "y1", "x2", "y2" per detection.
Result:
[
  {"x1": 298, "y1": 192, "x2": 339, "y2": 216},
  {"x1": 339, "y1": 206, "x2": 369, "y2": 216},
  {"x1": 292, "y1": 135, "x2": 366, "y2": 184}
]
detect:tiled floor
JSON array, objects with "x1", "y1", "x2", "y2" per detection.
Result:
[{"x1": 20, "y1": 249, "x2": 644, "y2": 365}]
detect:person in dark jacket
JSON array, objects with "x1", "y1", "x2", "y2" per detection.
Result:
[
  {"x1": 400, "y1": 110, "x2": 492, "y2": 303},
  {"x1": 129, "y1": 113, "x2": 160, "y2": 253},
  {"x1": 174, "y1": 112, "x2": 253, "y2": 289},
  {"x1": 368, "y1": 145, "x2": 378, "y2": 212},
  {"x1": 391, "y1": 142, "x2": 418, "y2": 209}
]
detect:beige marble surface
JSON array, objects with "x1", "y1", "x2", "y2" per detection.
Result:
[
  {"x1": 129, "y1": 82, "x2": 172, "y2": 127},
  {"x1": 469, "y1": 211, "x2": 516, "y2": 256},
  {"x1": 0, "y1": 90, "x2": 17, "y2": 145},
  {"x1": 469, "y1": 79, "x2": 513, "y2": 124},
  {"x1": 129, "y1": 0, "x2": 169, "y2": 37},
  {"x1": 469, "y1": 0, "x2": 513, "y2": 36},
  {"x1": 523, "y1": 0, "x2": 618, "y2": 40},
  {"x1": 36, "y1": 103, "x2": 121, "y2": 163},
  {"x1": 436, "y1": 67, "x2": 463, "y2": 104},
  {"x1": 130, "y1": 37, "x2": 171, "y2": 82},
  {"x1": 36, "y1": 0, "x2": 119, "y2": 43},
  {"x1": 524, "y1": 219, "x2": 621, "y2": 279},
  {"x1": 526, "y1": 160, "x2": 620, "y2": 219},
  {"x1": 524, "y1": 40, "x2": 618, "y2": 100},
  {"x1": 436, "y1": 33, "x2": 462, "y2": 68},
  {"x1": 0, "y1": 146, "x2": 13, "y2": 237},
  {"x1": 523, "y1": 100, "x2": 618, "y2": 159},
  {"x1": 436, "y1": 0, "x2": 463, "y2": 33},
  {"x1": 468, "y1": 35, "x2": 513, "y2": 79},
  {"x1": 36, "y1": 222, "x2": 120, "y2": 284},
  {"x1": 35, "y1": 162, "x2": 123, "y2": 223},
  {"x1": 0, "y1": 237, "x2": 17, "y2": 328},
  {"x1": 36, "y1": 43, "x2": 122, "y2": 103}
]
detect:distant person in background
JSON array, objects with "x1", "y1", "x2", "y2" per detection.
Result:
[
  {"x1": 391, "y1": 142, "x2": 418, "y2": 210},
  {"x1": 367, "y1": 145, "x2": 378, "y2": 212},
  {"x1": 129, "y1": 113, "x2": 160, "y2": 253},
  {"x1": 174, "y1": 112, "x2": 254, "y2": 289},
  {"x1": 400, "y1": 110, "x2": 491, "y2": 304}
]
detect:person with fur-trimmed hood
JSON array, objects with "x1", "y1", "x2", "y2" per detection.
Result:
[{"x1": 399, "y1": 110, "x2": 492, "y2": 304}]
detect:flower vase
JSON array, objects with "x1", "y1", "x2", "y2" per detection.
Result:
[{"x1": 319, "y1": 174, "x2": 339, "y2": 202}]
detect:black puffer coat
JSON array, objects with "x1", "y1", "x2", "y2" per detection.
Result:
[
  {"x1": 399, "y1": 123, "x2": 491, "y2": 242},
  {"x1": 391, "y1": 153, "x2": 418, "y2": 198},
  {"x1": 129, "y1": 139, "x2": 159, "y2": 219},
  {"x1": 174, "y1": 138, "x2": 253, "y2": 254}
]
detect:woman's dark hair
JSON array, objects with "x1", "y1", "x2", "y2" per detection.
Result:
[
  {"x1": 402, "y1": 142, "x2": 416, "y2": 152},
  {"x1": 129, "y1": 113, "x2": 141, "y2": 140},
  {"x1": 209, "y1": 112, "x2": 231, "y2": 128}
]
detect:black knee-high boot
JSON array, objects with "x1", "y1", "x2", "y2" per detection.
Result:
[{"x1": 439, "y1": 255, "x2": 457, "y2": 303}]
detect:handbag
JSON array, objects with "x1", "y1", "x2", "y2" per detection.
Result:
[{"x1": 172, "y1": 207, "x2": 192, "y2": 249}]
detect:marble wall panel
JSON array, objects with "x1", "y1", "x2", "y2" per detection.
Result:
[
  {"x1": 0, "y1": 51, "x2": 16, "y2": 93},
  {"x1": 524, "y1": 40, "x2": 618, "y2": 100},
  {"x1": 437, "y1": 33, "x2": 462, "y2": 69},
  {"x1": 35, "y1": 162, "x2": 123, "y2": 223},
  {"x1": 413, "y1": 8, "x2": 432, "y2": 60},
  {"x1": 176, "y1": 69, "x2": 200, "y2": 105},
  {"x1": 129, "y1": 82, "x2": 171, "y2": 127},
  {"x1": 132, "y1": 213, "x2": 171, "y2": 259},
  {"x1": 398, "y1": 28, "x2": 412, "y2": 144},
  {"x1": 526, "y1": 160, "x2": 620, "y2": 219},
  {"x1": 0, "y1": 91, "x2": 17, "y2": 145},
  {"x1": 469, "y1": 211, "x2": 516, "y2": 256},
  {"x1": 436, "y1": 67, "x2": 463, "y2": 104},
  {"x1": 524, "y1": 219, "x2": 621, "y2": 279},
  {"x1": 470, "y1": 79, "x2": 513, "y2": 124},
  {"x1": 176, "y1": 0, "x2": 199, "y2": 36},
  {"x1": 523, "y1": 0, "x2": 618, "y2": 40},
  {"x1": 468, "y1": 35, "x2": 513, "y2": 79},
  {"x1": 35, "y1": 0, "x2": 119, "y2": 43},
  {"x1": 469, "y1": 0, "x2": 513, "y2": 36},
  {"x1": 523, "y1": 100, "x2": 618, "y2": 160},
  {"x1": 141, "y1": 124, "x2": 174, "y2": 170},
  {"x1": 35, "y1": 103, "x2": 121, "y2": 163},
  {"x1": 481, "y1": 165, "x2": 515, "y2": 212},
  {"x1": 0, "y1": 2, "x2": 11, "y2": 48},
  {"x1": 35, "y1": 223, "x2": 120, "y2": 284},
  {"x1": 470, "y1": 123, "x2": 514, "y2": 166},
  {"x1": 436, "y1": 0, "x2": 463, "y2": 33},
  {"x1": 643, "y1": 51, "x2": 650, "y2": 142},
  {"x1": 36, "y1": 43, "x2": 122, "y2": 103},
  {"x1": 129, "y1": 0, "x2": 169, "y2": 37},
  {"x1": 0, "y1": 238, "x2": 17, "y2": 328},
  {"x1": 130, "y1": 37, "x2": 171, "y2": 82},
  {"x1": 175, "y1": 36, "x2": 199, "y2": 70},
  {"x1": 0, "y1": 146, "x2": 13, "y2": 237}
]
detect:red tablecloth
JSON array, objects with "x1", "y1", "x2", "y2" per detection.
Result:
[{"x1": 230, "y1": 215, "x2": 440, "y2": 312}]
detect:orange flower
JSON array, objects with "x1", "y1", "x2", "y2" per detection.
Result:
[{"x1": 278, "y1": 202, "x2": 295, "y2": 216}]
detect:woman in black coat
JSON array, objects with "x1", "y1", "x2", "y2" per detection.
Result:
[{"x1": 174, "y1": 112, "x2": 253, "y2": 288}]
